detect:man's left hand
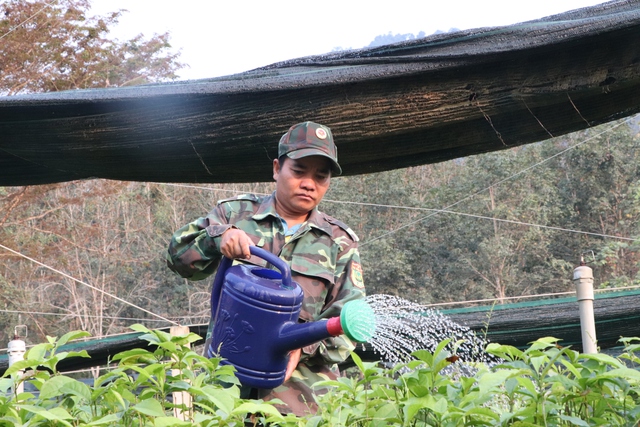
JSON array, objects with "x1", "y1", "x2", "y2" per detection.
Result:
[{"x1": 285, "y1": 348, "x2": 302, "y2": 381}]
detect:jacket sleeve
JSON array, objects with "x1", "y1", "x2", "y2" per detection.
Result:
[{"x1": 165, "y1": 204, "x2": 236, "y2": 281}]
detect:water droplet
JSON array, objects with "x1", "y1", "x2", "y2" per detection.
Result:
[{"x1": 365, "y1": 294, "x2": 496, "y2": 366}]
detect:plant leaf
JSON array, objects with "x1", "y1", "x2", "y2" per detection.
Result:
[
  {"x1": 478, "y1": 369, "x2": 516, "y2": 395},
  {"x1": 153, "y1": 416, "x2": 193, "y2": 427},
  {"x1": 85, "y1": 413, "x2": 122, "y2": 425},
  {"x1": 232, "y1": 402, "x2": 283, "y2": 419},
  {"x1": 131, "y1": 398, "x2": 166, "y2": 417},
  {"x1": 56, "y1": 330, "x2": 91, "y2": 348},
  {"x1": 40, "y1": 376, "x2": 78, "y2": 399}
]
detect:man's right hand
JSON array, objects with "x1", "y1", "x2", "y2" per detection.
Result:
[{"x1": 220, "y1": 228, "x2": 253, "y2": 260}]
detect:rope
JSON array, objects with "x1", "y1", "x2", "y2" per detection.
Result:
[
  {"x1": 161, "y1": 118, "x2": 634, "y2": 247},
  {"x1": 362, "y1": 119, "x2": 631, "y2": 246},
  {"x1": 162, "y1": 120, "x2": 638, "y2": 246},
  {"x1": 0, "y1": 242, "x2": 179, "y2": 326},
  {"x1": 420, "y1": 285, "x2": 640, "y2": 309},
  {"x1": 0, "y1": 308, "x2": 183, "y2": 322}
]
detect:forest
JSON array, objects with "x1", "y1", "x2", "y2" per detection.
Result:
[{"x1": 1, "y1": 0, "x2": 640, "y2": 346}]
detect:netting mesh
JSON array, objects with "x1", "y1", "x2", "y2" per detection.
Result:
[{"x1": 1, "y1": 1, "x2": 639, "y2": 185}]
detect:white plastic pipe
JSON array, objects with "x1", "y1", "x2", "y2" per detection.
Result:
[
  {"x1": 573, "y1": 265, "x2": 597, "y2": 353},
  {"x1": 7, "y1": 338, "x2": 26, "y2": 395}
]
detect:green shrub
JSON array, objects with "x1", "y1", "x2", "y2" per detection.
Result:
[
  {"x1": 3, "y1": 329, "x2": 640, "y2": 426},
  {"x1": 310, "y1": 337, "x2": 640, "y2": 426},
  {"x1": 0, "y1": 325, "x2": 295, "y2": 426}
]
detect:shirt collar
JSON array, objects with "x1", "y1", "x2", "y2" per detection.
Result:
[{"x1": 252, "y1": 192, "x2": 333, "y2": 237}]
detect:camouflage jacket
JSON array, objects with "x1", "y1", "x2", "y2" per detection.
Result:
[{"x1": 166, "y1": 192, "x2": 366, "y2": 416}]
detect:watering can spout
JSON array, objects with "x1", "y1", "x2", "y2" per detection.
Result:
[
  {"x1": 276, "y1": 300, "x2": 376, "y2": 353},
  {"x1": 276, "y1": 318, "x2": 339, "y2": 353}
]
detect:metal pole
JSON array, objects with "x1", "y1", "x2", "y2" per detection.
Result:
[{"x1": 573, "y1": 261, "x2": 597, "y2": 353}]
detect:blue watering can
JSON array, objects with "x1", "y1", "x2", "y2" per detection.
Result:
[{"x1": 207, "y1": 246, "x2": 375, "y2": 389}]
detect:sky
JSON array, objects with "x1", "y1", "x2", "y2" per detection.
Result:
[{"x1": 90, "y1": 0, "x2": 606, "y2": 81}]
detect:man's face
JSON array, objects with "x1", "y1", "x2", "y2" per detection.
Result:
[{"x1": 273, "y1": 155, "x2": 331, "y2": 219}]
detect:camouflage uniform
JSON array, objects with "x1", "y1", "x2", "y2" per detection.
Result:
[{"x1": 166, "y1": 191, "x2": 366, "y2": 416}]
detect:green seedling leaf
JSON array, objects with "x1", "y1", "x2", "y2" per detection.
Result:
[
  {"x1": 580, "y1": 352, "x2": 625, "y2": 368},
  {"x1": 557, "y1": 414, "x2": 590, "y2": 426},
  {"x1": 56, "y1": 330, "x2": 91, "y2": 348},
  {"x1": 478, "y1": 369, "x2": 515, "y2": 395},
  {"x1": 350, "y1": 351, "x2": 365, "y2": 373},
  {"x1": 111, "y1": 348, "x2": 155, "y2": 363},
  {"x1": 0, "y1": 378, "x2": 14, "y2": 393},
  {"x1": 25, "y1": 343, "x2": 50, "y2": 361},
  {"x1": 38, "y1": 375, "x2": 73, "y2": 399},
  {"x1": 60, "y1": 379, "x2": 92, "y2": 401},
  {"x1": 106, "y1": 389, "x2": 128, "y2": 412},
  {"x1": 486, "y1": 343, "x2": 524, "y2": 360},
  {"x1": 3, "y1": 359, "x2": 41, "y2": 376},
  {"x1": 129, "y1": 324, "x2": 151, "y2": 334},
  {"x1": 464, "y1": 406, "x2": 501, "y2": 421},
  {"x1": 232, "y1": 402, "x2": 284, "y2": 419},
  {"x1": 85, "y1": 414, "x2": 122, "y2": 425},
  {"x1": 404, "y1": 395, "x2": 447, "y2": 422},
  {"x1": 515, "y1": 375, "x2": 537, "y2": 396},
  {"x1": 558, "y1": 358, "x2": 583, "y2": 379},
  {"x1": 373, "y1": 402, "x2": 400, "y2": 421},
  {"x1": 138, "y1": 333, "x2": 162, "y2": 345},
  {"x1": 18, "y1": 404, "x2": 73, "y2": 425},
  {"x1": 40, "y1": 351, "x2": 90, "y2": 371},
  {"x1": 181, "y1": 332, "x2": 204, "y2": 345},
  {"x1": 153, "y1": 416, "x2": 193, "y2": 427},
  {"x1": 157, "y1": 341, "x2": 178, "y2": 353},
  {"x1": 411, "y1": 349, "x2": 433, "y2": 365},
  {"x1": 126, "y1": 365, "x2": 161, "y2": 387},
  {"x1": 600, "y1": 367, "x2": 640, "y2": 381},
  {"x1": 200, "y1": 385, "x2": 236, "y2": 414},
  {"x1": 132, "y1": 398, "x2": 166, "y2": 417}
]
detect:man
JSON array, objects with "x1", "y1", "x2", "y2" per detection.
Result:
[{"x1": 166, "y1": 121, "x2": 366, "y2": 416}]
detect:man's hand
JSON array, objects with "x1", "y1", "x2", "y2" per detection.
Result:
[
  {"x1": 285, "y1": 348, "x2": 302, "y2": 381},
  {"x1": 220, "y1": 228, "x2": 253, "y2": 259}
]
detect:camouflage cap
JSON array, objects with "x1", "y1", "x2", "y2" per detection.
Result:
[{"x1": 278, "y1": 121, "x2": 342, "y2": 176}]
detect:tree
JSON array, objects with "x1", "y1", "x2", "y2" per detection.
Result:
[
  {"x1": 367, "y1": 31, "x2": 427, "y2": 48},
  {"x1": 554, "y1": 125, "x2": 640, "y2": 287},
  {"x1": 0, "y1": 0, "x2": 184, "y2": 95},
  {"x1": 0, "y1": 0, "x2": 185, "y2": 345},
  {"x1": 325, "y1": 121, "x2": 640, "y2": 306}
]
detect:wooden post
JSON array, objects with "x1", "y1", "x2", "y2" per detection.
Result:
[{"x1": 170, "y1": 326, "x2": 192, "y2": 421}]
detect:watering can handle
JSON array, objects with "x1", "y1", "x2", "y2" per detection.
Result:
[
  {"x1": 247, "y1": 246, "x2": 293, "y2": 288},
  {"x1": 210, "y1": 246, "x2": 293, "y2": 319}
]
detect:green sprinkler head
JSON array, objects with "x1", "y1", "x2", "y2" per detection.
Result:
[{"x1": 339, "y1": 299, "x2": 377, "y2": 343}]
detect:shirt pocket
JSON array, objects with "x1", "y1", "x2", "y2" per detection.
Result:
[{"x1": 290, "y1": 253, "x2": 336, "y2": 322}]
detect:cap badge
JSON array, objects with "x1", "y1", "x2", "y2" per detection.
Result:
[{"x1": 315, "y1": 127, "x2": 328, "y2": 140}]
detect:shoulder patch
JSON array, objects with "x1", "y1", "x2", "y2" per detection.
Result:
[
  {"x1": 216, "y1": 193, "x2": 261, "y2": 206},
  {"x1": 351, "y1": 262, "x2": 364, "y2": 289},
  {"x1": 325, "y1": 216, "x2": 359, "y2": 242}
]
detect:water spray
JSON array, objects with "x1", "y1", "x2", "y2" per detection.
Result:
[{"x1": 364, "y1": 294, "x2": 497, "y2": 366}]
